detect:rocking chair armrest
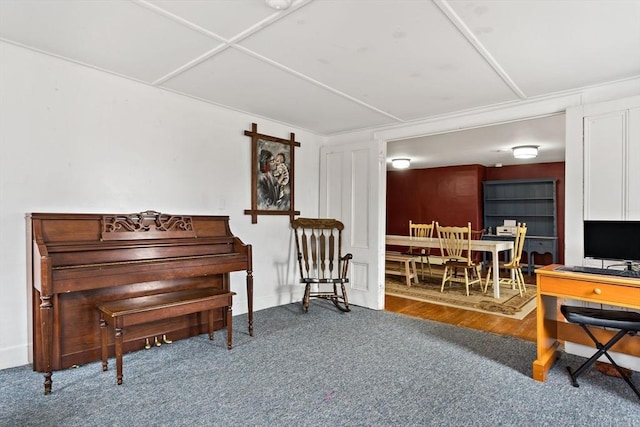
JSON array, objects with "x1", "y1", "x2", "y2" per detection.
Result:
[{"x1": 340, "y1": 253, "x2": 353, "y2": 279}]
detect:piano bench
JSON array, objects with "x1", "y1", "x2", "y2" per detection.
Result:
[{"x1": 98, "y1": 287, "x2": 235, "y2": 386}]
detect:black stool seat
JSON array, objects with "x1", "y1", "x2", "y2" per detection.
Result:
[
  {"x1": 561, "y1": 305, "x2": 640, "y2": 400},
  {"x1": 561, "y1": 306, "x2": 640, "y2": 330}
]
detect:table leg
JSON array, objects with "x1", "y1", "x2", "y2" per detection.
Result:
[{"x1": 492, "y1": 249, "x2": 500, "y2": 298}]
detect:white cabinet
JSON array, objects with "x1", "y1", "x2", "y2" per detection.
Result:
[{"x1": 583, "y1": 97, "x2": 640, "y2": 221}]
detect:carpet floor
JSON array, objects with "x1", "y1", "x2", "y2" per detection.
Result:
[{"x1": 1, "y1": 303, "x2": 638, "y2": 426}]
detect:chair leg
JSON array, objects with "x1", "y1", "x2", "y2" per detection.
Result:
[
  {"x1": 463, "y1": 270, "x2": 470, "y2": 296},
  {"x1": 440, "y1": 266, "x2": 450, "y2": 292},
  {"x1": 484, "y1": 266, "x2": 493, "y2": 293},
  {"x1": 302, "y1": 283, "x2": 311, "y2": 312},
  {"x1": 515, "y1": 268, "x2": 525, "y2": 297},
  {"x1": 337, "y1": 283, "x2": 350, "y2": 312}
]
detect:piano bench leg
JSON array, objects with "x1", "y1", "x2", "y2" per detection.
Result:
[
  {"x1": 100, "y1": 317, "x2": 108, "y2": 372},
  {"x1": 115, "y1": 327, "x2": 123, "y2": 385}
]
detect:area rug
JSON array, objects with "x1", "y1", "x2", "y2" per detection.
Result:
[{"x1": 385, "y1": 274, "x2": 537, "y2": 320}]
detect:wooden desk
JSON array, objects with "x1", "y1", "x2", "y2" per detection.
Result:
[
  {"x1": 385, "y1": 235, "x2": 513, "y2": 299},
  {"x1": 533, "y1": 264, "x2": 640, "y2": 382}
]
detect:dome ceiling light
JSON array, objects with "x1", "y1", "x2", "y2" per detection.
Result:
[
  {"x1": 265, "y1": 0, "x2": 292, "y2": 10},
  {"x1": 391, "y1": 158, "x2": 411, "y2": 169},
  {"x1": 512, "y1": 145, "x2": 538, "y2": 159}
]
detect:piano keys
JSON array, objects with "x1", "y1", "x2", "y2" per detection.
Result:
[{"x1": 26, "y1": 210, "x2": 253, "y2": 394}]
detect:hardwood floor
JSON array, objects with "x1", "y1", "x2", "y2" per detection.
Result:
[{"x1": 384, "y1": 269, "x2": 538, "y2": 342}]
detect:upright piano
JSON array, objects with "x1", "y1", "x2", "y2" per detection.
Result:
[{"x1": 26, "y1": 211, "x2": 253, "y2": 394}]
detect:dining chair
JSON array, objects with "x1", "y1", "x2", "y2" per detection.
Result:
[
  {"x1": 453, "y1": 228, "x2": 486, "y2": 279},
  {"x1": 407, "y1": 220, "x2": 435, "y2": 279},
  {"x1": 436, "y1": 222, "x2": 483, "y2": 296},
  {"x1": 483, "y1": 222, "x2": 527, "y2": 297}
]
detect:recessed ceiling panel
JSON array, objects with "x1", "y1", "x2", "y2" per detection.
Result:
[
  {"x1": 450, "y1": 0, "x2": 640, "y2": 96},
  {"x1": 239, "y1": 0, "x2": 518, "y2": 120},
  {"x1": 0, "y1": 0, "x2": 221, "y2": 82},
  {"x1": 162, "y1": 48, "x2": 397, "y2": 134},
  {"x1": 147, "y1": 0, "x2": 277, "y2": 39}
]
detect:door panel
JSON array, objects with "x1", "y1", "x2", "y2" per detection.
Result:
[{"x1": 319, "y1": 140, "x2": 384, "y2": 310}]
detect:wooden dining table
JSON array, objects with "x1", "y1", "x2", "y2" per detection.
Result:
[{"x1": 385, "y1": 235, "x2": 514, "y2": 299}]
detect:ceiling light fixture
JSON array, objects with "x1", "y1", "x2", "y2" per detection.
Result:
[
  {"x1": 391, "y1": 158, "x2": 411, "y2": 169},
  {"x1": 265, "y1": 0, "x2": 292, "y2": 10},
  {"x1": 512, "y1": 145, "x2": 538, "y2": 159}
]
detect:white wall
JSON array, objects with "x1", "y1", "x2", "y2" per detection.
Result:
[{"x1": 0, "y1": 42, "x2": 323, "y2": 369}]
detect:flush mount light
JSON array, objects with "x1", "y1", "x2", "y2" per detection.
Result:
[
  {"x1": 391, "y1": 158, "x2": 411, "y2": 169},
  {"x1": 512, "y1": 145, "x2": 538, "y2": 159},
  {"x1": 265, "y1": 0, "x2": 292, "y2": 10}
]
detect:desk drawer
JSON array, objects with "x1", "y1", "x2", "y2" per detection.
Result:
[{"x1": 539, "y1": 277, "x2": 640, "y2": 307}]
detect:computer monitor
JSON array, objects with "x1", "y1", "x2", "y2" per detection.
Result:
[{"x1": 583, "y1": 220, "x2": 640, "y2": 265}]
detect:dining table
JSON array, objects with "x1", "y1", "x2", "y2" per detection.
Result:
[{"x1": 385, "y1": 235, "x2": 514, "y2": 299}]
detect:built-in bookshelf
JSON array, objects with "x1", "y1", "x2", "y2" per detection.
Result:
[{"x1": 482, "y1": 178, "x2": 558, "y2": 273}]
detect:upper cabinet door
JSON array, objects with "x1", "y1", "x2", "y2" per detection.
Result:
[{"x1": 583, "y1": 96, "x2": 640, "y2": 220}]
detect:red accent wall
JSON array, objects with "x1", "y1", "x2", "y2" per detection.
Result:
[
  {"x1": 386, "y1": 162, "x2": 565, "y2": 264},
  {"x1": 387, "y1": 164, "x2": 485, "y2": 233}
]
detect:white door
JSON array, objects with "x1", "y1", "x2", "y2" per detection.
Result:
[{"x1": 319, "y1": 139, "x2": 385, "y2": 310}]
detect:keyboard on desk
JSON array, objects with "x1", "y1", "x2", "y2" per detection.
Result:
[{"x1": 557, "y1": 265, "x2": 640, "y2": 278}]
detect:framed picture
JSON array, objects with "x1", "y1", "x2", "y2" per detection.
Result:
[{"x1": 244, "y1": 123, "x2": 300, "y2": 223}]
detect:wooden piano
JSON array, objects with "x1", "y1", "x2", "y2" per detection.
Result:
[{"x1": 26, "y1": 210, "x2": 253, "y2": 394}]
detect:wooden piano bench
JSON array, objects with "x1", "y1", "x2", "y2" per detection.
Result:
[{"x1": 98, "y1": 287, "x2": 235, "y2": 385}]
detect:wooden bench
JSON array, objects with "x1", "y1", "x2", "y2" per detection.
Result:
[
  {"x1": 98, "y1": 287, "x2": 235, "y2": 385},
  {"x1": 385, "y1": 252, "x2": 419, "y2": 287}
]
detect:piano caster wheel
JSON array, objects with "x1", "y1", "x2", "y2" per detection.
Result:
[
  {"x1": 162, "y1": 334, "x2": 172, "y2": 344},
  {"x1": 144, "y1": 338, "x2": 151, "y2": 350},
  {"x1": 154, "y1": 336, "x2": 162, "y2": 347}
]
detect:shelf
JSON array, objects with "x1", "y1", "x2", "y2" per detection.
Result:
[
  {"x1": 485, "y1": 214, "x2": 554, "y2": 217},
  {"x1": 483, "y1": 178, "x2": 557, "y2": 260},
  {"x1": 485, "y1": 197, "x2": 555, "y2": 201}
]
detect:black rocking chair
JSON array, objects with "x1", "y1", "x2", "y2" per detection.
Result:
[
  {"x1": 560, "y1": 305, "x2": 640, "y2": 400},
  {"x1": 291, "y1": 218, "x2": 352, "y2": 313}
]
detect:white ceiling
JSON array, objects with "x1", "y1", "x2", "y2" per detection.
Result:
[{"x1": 1, "y1": 0, "x2": 639, "y2": 167}]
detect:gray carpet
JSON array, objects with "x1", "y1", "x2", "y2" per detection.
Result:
[{"x1": 1, "y1": 303, "x2": 638, "y2": 426}]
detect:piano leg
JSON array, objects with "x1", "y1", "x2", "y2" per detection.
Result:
[
  {"x1": 227, "y1": 305, "x2": 233, "y2": 350},
  {"x1": 40, "y1": 294, "x2": 53, "y2": 395},
  {"x1": 247, "y1": 271, "x2": 254, "y2": 337},
  {"x1": 208, "y1": 310, "x2": 214, "y2": 340}
]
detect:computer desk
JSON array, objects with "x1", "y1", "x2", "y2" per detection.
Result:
[{"x1": 533, "y1": 264, "x2": 640, "y2": 382}]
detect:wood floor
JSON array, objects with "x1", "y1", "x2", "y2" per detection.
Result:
[{"x1": 384, "y1": 269, "x2": 538, "y2": 342}]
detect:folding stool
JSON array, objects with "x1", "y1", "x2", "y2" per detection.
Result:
[{"x1": 560, "y1": 305, "x2": 640, "y2": 400}]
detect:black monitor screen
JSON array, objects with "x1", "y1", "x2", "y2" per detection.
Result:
[{"x1": 583, "y1": 220, "x2": 640, "y2": 262}]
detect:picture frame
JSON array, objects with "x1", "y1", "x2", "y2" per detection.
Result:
[{"x1": 244, "y1": 123, "x2": 300, "y2": 224}]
